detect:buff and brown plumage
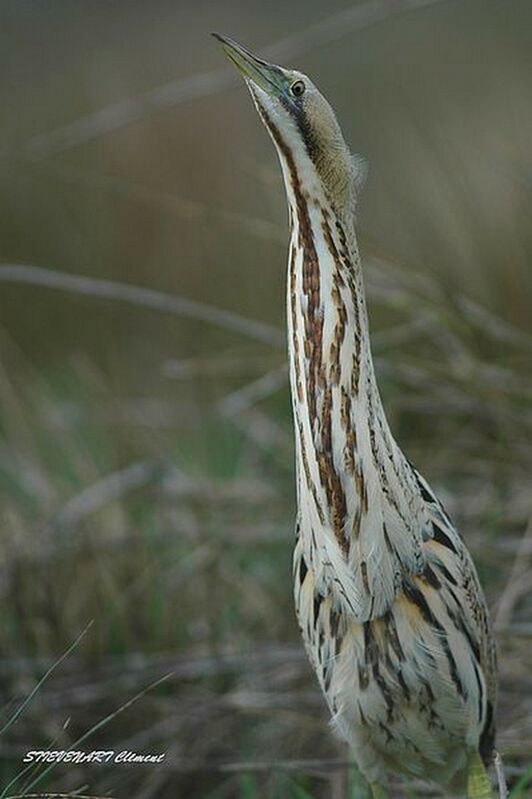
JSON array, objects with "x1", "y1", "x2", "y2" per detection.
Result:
[{"x1": 215, "y1": 34, "x2": 504, "y2": 799}]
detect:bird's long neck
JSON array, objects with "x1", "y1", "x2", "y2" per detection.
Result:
[
  {"x1": 286, "y1": 169, "x2": 391, "y2": 554},
  {"x1": 269, "y1": 123, "x2": 424, "y2": 606}
]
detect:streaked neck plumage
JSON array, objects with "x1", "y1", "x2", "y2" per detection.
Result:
[{"x1": 258, "y1": 102, "x2": 427, "y2": 622}]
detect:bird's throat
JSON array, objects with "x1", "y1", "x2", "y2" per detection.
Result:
[
  {"x1": 286, "y1": 179, "x2": 373, "y2": 555},
  {"x1": 261, "y1": 110, "x2": 422, "y2": 595}
]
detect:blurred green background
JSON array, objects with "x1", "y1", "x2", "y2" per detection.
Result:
[{"x1": 0, "y1": 1, "x2": 531, "y2": 797}]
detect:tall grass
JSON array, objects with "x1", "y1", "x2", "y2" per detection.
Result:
[{"x1": 1, "y1": 252, "x2": 530, "y2": 797}]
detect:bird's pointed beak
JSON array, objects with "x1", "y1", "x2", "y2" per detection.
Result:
[{"x1": 212, "y1": 33, "x2": 285, "y2": 96}]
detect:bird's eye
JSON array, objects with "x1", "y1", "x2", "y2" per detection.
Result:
[{"x1": 290, "y1": 80, "x2": 305, "y2": 98}]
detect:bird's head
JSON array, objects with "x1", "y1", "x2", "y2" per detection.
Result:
[{"x1": 214, "y1": 34, "x2": 366, "y2": 220}]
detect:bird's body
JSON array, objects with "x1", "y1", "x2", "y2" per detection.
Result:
[{"x1": 215, "y1": 35, "x2": 500, "y2": 798}]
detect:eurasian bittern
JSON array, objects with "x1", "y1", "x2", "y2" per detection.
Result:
[{"x1": 214, "y1": 34, "x2": 504, "y2": 799}]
